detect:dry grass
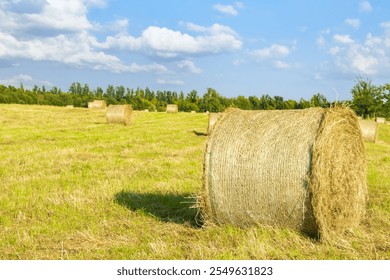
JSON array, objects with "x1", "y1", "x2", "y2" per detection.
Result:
[{"x1": 0, "y1": 104, "x2": 388, "y2": 259}]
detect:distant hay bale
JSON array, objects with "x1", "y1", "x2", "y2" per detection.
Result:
[
  {"x1": 207, "y1": 113, "x2": 224, "y2": 135},
  {"x1": 88, "y1": 100, "x2": 107, "y2": 109},
  {"x1": 376, "y1": 117, "x2": 386, "y2": 124},
  {"x1": 359, "y1": 120, "x2": 378, "y2": 143},
  {"x1": 166, "y1": 104, "x2": 178, "y2": 113},
  {"x1": 191, "y1": 111, "x2": 196, "y2": 114},
  {"x1": 144, "y1": 109, "x2": 149, "y2": 112},
  {"x1": 200, "y1": 107, "x2": 367, "y2": 241},
  {"x1": 106, "y1": 104, "x2": 133, "y2": 126},
  {"x1": 66, "y1": 105, "x2": 74, "y2": 108}
]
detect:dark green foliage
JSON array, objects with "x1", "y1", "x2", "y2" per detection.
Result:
[{"x1": 0, "y1": 79, "x2": 387, "y2": 118}]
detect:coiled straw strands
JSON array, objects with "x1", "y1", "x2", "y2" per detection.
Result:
[
  {"x1": 359, "y1": 120, "x2": 378, "y2": 143},
  {"x1": 106, "y1": 104, "x2": 133, "y2": 126},
  {"x1": 88, "y1": 100, "x2": 107, "y2": 109},
  {"x1": 166, "y1": 104, "x2": 178, "y2": 113},
  {"x1": 200, "y1": 107, "x2": 367, "y2": 241}
]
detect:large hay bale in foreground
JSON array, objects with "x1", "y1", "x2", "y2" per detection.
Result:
[
  {"x1": 207, "y1": 113, "x2": 224, "y2": 135},
  {"x1": 359, "y1": 120, "x2": 378, "y2": 143},
  {"x1": 200, "y1": 107, "x2": 367, "y2": 241},
  {"x1": 376, "y1": 117, "x2": 386, "y2": 124},
  {"x1": 88, "y1": 100, "x2": 107, "y2": 109},
  {"x1": 166, "y1": 104, "x2": 178, "y2": 113},
  {"x1": 106, "y1": 104, "x2": 133, "y2": 126}
]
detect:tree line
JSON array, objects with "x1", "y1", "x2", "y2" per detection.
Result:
[{"x1": 0, "y1": 78, "x2": 388, "y2": 119}]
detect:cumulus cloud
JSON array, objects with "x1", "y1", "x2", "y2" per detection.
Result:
[
  {"x1": 0, "y1": 0, "x2": 169, "y2": 73},
  {"x1": 326, "y1": 27, "x2": 390, "y2": 76},
  {"x1": 359, "y1": 0, "x2": 372, "y2": 12},
  {"x1": 177, "y1": 60, "x2": 202, "y2": 74},
  {"x1": 333, "y1": 34, "x2": 354, "y2": 44},
  {"x1": 316, "y1": 29, "x2": 331, "y2": 47},
  {"x1": 213, "y1": 4, "x2": 238, "y2": 16},
  {"x1": 251, "y1": 44, "x2": 291, "y2": 70},
  {"x1": 103, "y1": 24, "x2": 242, "y2": 58},
  {"x1": 345, "y1": 18, "x2": 361, "y2": 29},
  {"x1": 0, "y1": 30, "x2": 167, "y2": 73},
  {"x1": 0, "y1": 0, "x2": 94, "y2": 34},
  {"x1": 213, "y1": 2, "x2": 244, "y2": 16},
  {"x1": 252, "y1": 44, "x2": 290, "y2": 59},
  {"x1": 0, "y1": 74, "x2": 53, "y2": 88},
  {"x1": 273, "y1": 60, "x2": 289, "y2": 69},
  {"x1": 0, "y1": 0, "x2": 241, "y2": 76}
]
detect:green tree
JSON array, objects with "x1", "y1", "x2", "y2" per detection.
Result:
[
  {"x1": 351, "y1": 77, "x2": 382, "y2": 118},
  {"x1": 310, "y1": 93, "x2": 328, "y2": 108},
  {"x1": 200, "y1": 88, "x2": 224, "y2": 112},
  {"x1": 234, "y1": 95, "x2": 252, "y2": 110}
]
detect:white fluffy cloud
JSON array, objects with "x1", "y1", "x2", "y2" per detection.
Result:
[
  {"x1": 326, "y1": 27, "x2": 390, "y2": 75},
  {"x1": 251, "y1": 44, "x2": 291, "y2": 70},
  {"x1": 0, "y1": 74, "x2": 53, "y2": 88},
  {"x1": 345, "y1": 18, "x2": 361, "y2": 29},
  {"x1": 177, "y1": 60, "x2": 202, "y2": 74},
  {"x1": 103, "y1": 24, "x2": 242, "y2": 58},
  {"x1": 359, "y1": 0, "x2": 372, "y2": 12},
  {"x1": 213, "y1": 4, "x2": 238, "y2": 16},
  {"x1": 333, "y1": 34, "x2": 354, "y2": 44},
  {"x1": 213, "y1": 2, "x2": 244, "y2": 16},
  {"x1": 0, "y1": 31, "x2": 167, "y2": 73},
  {"x1": 252, "y1": 44, "x2": 290, "y2": 59}
]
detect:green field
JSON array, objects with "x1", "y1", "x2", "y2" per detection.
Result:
[{"x1": 0, "y1": 104, "x2": 389, "y2": 259}]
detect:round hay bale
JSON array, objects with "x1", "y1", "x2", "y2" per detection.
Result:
[
  {"x1": 359, "y1": 120, "x2": 378, "y2": 143},
  {"x1": 66, "y1": 105, "x2": 74, "y2": 108},
  {"x1": 375, "y1": 117, "x2": 386, "y2": 124},
  {"x1": 88, "y1": 100, "x2": 107, "y2": 109},
  {"x1": 166, "y1": 104, "x2": 178, "y2": 113},
  {"x1": 144, "y1": 109, "x2": 149, "y2": 112},
  {"x1": 200, "y1": 107, "x2": 367, "y2": 241},
  {"x1": 191, "y1": 111, "x2": 196, "y2": 114},
  {"x1": 207, "y1": 113, "x2": 224, "y2": 135},
  {"x1": 106, "y1": 104, "x2": 133, "y2": 126}
]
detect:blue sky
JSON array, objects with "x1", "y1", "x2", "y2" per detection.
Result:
[{"x1": 1, "y1": 0, "x2": 390, "y2": 100}]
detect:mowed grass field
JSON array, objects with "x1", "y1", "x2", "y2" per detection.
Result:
[{"x1": 0, "y1": 104, "x2": 389, "y2": 260}]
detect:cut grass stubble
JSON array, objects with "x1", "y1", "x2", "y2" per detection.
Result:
[{"x1": 0, "y1": 104, "x2": 389, "y2": 259}]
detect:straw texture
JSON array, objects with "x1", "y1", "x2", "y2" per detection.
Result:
[
  {"x1": 166, "y1": 104, "x2": 178, "y2": 113},
  {"x1": 106, "y1": 104, "x2": 133, "y2": 126},
  {"x1": 376, "y1": 117, "x2": 386, "y2": 124},
  {"x1": 359, "y1": 120, "x2": 378, "y2": 143},
  {"x1": 88, "y1": 100, "x2": 107, "y2": 109},
  {"x1": 200, "y1": 107, "x2": 367, "y2": 241},
  {"x1": 207, "y1": 113, "x2": 224, "y2": 135}
]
